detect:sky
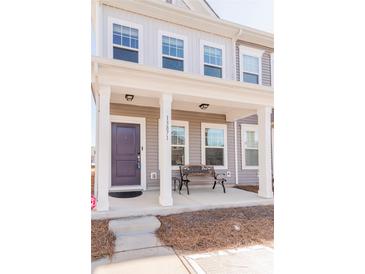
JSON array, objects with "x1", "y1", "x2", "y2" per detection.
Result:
[
  {"x1": 207, "y1": 0, "x2": 273, "y2": 33},
  {"x1": 91, "y1": 0, "x2": 273, "y2": 146}
]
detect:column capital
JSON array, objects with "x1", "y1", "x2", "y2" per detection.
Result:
[
  {"x1": 257, "y1": 105, "x2": 273, "y2": 114},
  {"x1": 98, "y1": 85, "x2": 111, "y2": 96},
  {"x1": 160, "y1": 93, "x2": 173, "y2": 104}
]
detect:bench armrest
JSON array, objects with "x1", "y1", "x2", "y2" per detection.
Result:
[{"x1": 214, "y1": 172, "x2": 226, "y2": 180}]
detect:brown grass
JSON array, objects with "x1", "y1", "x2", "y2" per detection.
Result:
[
  {"x1": 91, "y1": 219, "x2": 115, "y2": 261},
  {"x1": 234, "y1": 185, "x2": 259, "y2": 193},
  {"x1": 157, "y1": 205, "x2": 273, "y2": 253}
]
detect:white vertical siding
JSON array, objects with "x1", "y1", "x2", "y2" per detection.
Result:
[{"x1": 102, "y1": 5, "x2": 234, "y2": 80}]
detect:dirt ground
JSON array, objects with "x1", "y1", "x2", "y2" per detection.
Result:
[
  {"x1": 234, "y1": 185, "x2": 259, "y2": 193},
  {"x1": 91, "y1": 219, "x2": 115, "y2": 261},
  {"x1": 157, "y1": 205, "x2": 274, "y2": 253}
]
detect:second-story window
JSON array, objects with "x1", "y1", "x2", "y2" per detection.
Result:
[
  {"x1": 242, "y1": 55, "x2": 260, "y2": 84},
  {"x1": 239, "y1": 46, "x2": 264, "y2": 85},
  {"x1": 112, "y1": 23, "x2": 139, "y2": 63},
  {"x1": 162, "y1": 35, "x2": 184, "y2": 71},
  {"x1": 203, "y1": 45, "x2": 222, "y2": 78}
]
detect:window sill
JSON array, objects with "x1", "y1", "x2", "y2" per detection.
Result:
[{"x1": 242, "y1": 166, "x2": 259, "y2": 170}]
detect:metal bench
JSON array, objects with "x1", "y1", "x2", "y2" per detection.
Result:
[{"x1": 177, "y1": 164, "x2": 226, "y2": 194}]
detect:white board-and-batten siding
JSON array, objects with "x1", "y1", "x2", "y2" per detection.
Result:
[{"x1": 101, "y1": 5, "x2": 235, "y2": 80}]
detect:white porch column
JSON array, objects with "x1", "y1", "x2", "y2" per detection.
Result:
[
  {"x1": 258, "y1": 106, "x2": 274, "y2": 198},
  {"x1": 96, "y1": 85, "x2": 111, "y2": 211},
  {"x1": 159, "y1": 94, "x2": 173, "y2": 206}
]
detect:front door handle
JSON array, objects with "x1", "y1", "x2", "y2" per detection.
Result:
[{"x1": 137, "y1": 153, "x2": 141, "y2": 169}]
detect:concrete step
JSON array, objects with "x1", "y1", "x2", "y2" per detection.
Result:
[
  {"x1": 109, "y1": 216, "x2": 161, "y2": 235},
  {"x1": 114, "y1": 232, "x2": 163, "y2": 252}
]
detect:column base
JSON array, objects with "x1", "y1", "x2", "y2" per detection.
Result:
[
  {"x1": 96, "y1": 203, "x2": 109, "y2": 212},
  {"x1": 159, "y1": 195, "x2": 173, "y2": 206},
  {"x1": 258, "y1": 189, "x2": 274, "y2": 199}
]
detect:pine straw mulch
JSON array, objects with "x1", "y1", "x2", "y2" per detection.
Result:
[
  {"x1": 156, "y1": 205, "x2": 273, "y2": 253},
  {"x1": 91, "y1": 219, "x2": 116, "y2": 261},
  {"x1": 234, "y1": 185, "x2": 259, "y2": 193}
]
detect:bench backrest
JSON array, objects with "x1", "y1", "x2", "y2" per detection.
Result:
[{"x1": 179, "y1": 164, "x2": 215, "y2": 177}]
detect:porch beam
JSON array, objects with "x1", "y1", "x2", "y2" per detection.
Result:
[
  {"x1": 159, "y1": 94, "x2": 173, "y2": 206},
  {"x1": 258, "y1": 106, "x2": 274, "y2": 198},
  {"x1": 226, "y1": 109, "x2": 257, "y2": 122},
  {"x1": 96, "y1": 85, "x2": 111, "y2": 211}
]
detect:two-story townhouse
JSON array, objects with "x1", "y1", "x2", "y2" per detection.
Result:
[{"x1": 91, "y1": 0, "x2": 274, "y2": 211}]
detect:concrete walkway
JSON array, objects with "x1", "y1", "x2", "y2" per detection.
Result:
[
  {"x1": 93, "y1": 245, "x2": 273, "y2": 274},
  {"x1": 93, "y1": 246, "x2": 189, "y2": 274},
  {"x1": 184, "y1": 245, "x2": 273, "y2": 274},
  {"x1": 92, "y1": 188, "x2": 273, "y2": 219}
]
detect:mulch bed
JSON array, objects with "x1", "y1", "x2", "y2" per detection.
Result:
[
  {"x1": 156, "y1": 205, "x2": 273, "y2": 253},
  {"x1": 91, "y1": 219, "x2": 115, "y2": 261},
  {"x1": 234, "y1": 185, "x2": 259, "y2": 193}
]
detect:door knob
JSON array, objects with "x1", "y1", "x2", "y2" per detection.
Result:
[{"x1": 137, "y1": 153, "x2": 141, "y2": 169}]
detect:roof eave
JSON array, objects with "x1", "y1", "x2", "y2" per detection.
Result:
[{"x1": 101, "y1": 0, "x2": 273, "y2": 48}]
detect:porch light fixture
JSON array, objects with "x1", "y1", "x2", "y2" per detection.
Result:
[
  {"x1": 199, "y1": 103, "x2": 209, "y2": 110},
  {"x1": 125, "y1": 94, "x2": 134, "y2": 101}
]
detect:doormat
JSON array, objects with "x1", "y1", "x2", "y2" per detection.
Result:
[{"x1": 109, "y1": 191, "x2": 142, "y2": 198}]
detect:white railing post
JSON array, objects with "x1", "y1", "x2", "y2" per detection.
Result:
[
  {"x1": 96, "y1": 85, "x2": 111, "y2": 211},
  {"x1": 258, "y1": 106, "x2": 273, "y2": 198},
  {"x1": 159, "y1": 94, "x2": 173, "y2": 206}
]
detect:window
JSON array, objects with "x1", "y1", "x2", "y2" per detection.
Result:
[
  {"x1": 109, "y1": 19, "x2": 142, "y2": 63},
  {"x1": 161, "y1": 35, "x2": 184, "y2": 71},
  {"x1": 241, "y1": 124, "x2": 259, "y2": 169},
  {"x1": 171, "y1": 121, "x2": 189, "y2": 169},
  {"x1": 240, "y1": 46, "x2": 264, "y2": 84},
  {"x1": 242, "y1": 55, "x2": 260, "y2": 84},
  {"x1": 203, "y1": 45, "x2": 222, "y2": 78},
  {"x1": 201, "y1": 123, "x2": 227, "y2": 169}
]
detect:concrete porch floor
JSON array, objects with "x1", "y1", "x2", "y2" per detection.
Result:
[{"x1": 92, "y1": 187, "x2": 274, "y2": 220}]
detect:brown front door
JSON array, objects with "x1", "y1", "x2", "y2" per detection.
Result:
[{"x1": 111, "y1": 123, "x2": 141, "y2": 186}]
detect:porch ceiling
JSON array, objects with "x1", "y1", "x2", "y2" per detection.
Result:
[
  {"x1": 110, "y1": 92, "x2": 257, "y2": 120},
  {"x1": 92, "y1": 57, "x2": 273, "y2": 120}
]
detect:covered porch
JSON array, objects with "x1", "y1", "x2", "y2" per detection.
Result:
[
  {"x1": 92, "y1": 187, "x2": 273, "y2": 219},
  {"x1": 91, "y1": 57, "x2": 274, "y2": 212}
]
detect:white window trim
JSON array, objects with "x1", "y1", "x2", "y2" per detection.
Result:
[
  {"x1": 107, "y1": 17, "x2": 144, "y2": 64},
  {"x1": 239, "y1": 45, "x2": 264, "y2": 85},
  {"x1": 241, "y1": 124, "x2": 259, "y2": 170},
  {"x1": 171, "y1": 120, "x2": 189, "y2": 170},
  {"x1": 270, "y1": 52, "x2": 274, "y2": 87},
  {"x1": 200, "y1": 40, "x2": 226, "y2": 79},
  {"x1": 158, "y1": 30, "x2": 188, "y2": 72},
  {"x1": 201, "y1": 123, "x2": 228, "y2": 170}
]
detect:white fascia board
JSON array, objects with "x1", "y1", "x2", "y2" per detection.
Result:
[{"x1": 100, "y1": 0, "x2": 273, "y2": 48}]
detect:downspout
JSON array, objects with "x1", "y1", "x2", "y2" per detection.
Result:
[
  {"x1": 232, "y1": 29, "x2": 242, "y2": 184},
  {"x1": 234, "y1": 120, "x2": 238, "y2": 184},
  {"x1": 232, "y1": 29, "x2": 242, "y2": 81}
]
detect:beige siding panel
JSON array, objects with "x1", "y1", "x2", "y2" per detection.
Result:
[
  {"x1": 110, "y1": 103, "x2": 236, "y2": 190},
  {"x1": 235, "y1": 40, "x2": 273, "y2": 86},
  {"x1": 102, "y1": 6, "x2": 235, "y2": 80}
]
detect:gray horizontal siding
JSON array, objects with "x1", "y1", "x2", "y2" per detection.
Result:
[
  {"x1": 110, "y1": 103, "x2": 236, "y2": 190},
  {"x1": 236, "y1": 115, "x2": 259, "y2": 185},
  {"x1": 236, "y1": 112, "x2": 274, "y2": 185},
  {"x1": 235, "y1": 40, "x2": 273, "y2": 86}
]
